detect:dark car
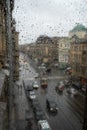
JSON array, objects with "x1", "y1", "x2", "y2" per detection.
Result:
[
  {"x1": 34, "y1": 106, "x2": 46, "y2": 121},
  {"x1": 26, "y1": 85, "x2": 33, "y2": 91},
  {"x1": 72, "y1": 81, "x2": 82, "y2": 89},
  {"x1": 46, "y1": 99, "x2": 58, "y2": 113},
  {"x1": 46, "y1": 68, "x2": 51, "y2": 73}
]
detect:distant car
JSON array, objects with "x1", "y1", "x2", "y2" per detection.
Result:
[
  {"x1": 40, "y1": 78, "x2": 48, "y2": 88},
  {"x1": 29, "y1": 91, "x2": 36, "y2": 100},
  {"x1": 54, "y1": 63, "x2": 59, "y2": 67},
  {"x1": 81, "y1": 85, "x2": 86, "y2": 94},
  {"x1": 55, "y1": 81, "x2": 65, "y2": 92},
  {"x1": 46, "y1": 68, "x2": 51, "y2": 73},
  {"x1": 38, "y1": 120, "x2": 52, "y2": 130},
  {"x1": 64, "y1": 79, "x2": 71, "y2": 87},
  {"x1": 32, "y1": 81, "x2": 39, "y2": 89},
  {"x1": 34, "y1": 108, "x2": 46, "y2": 121},
  {"x1": 34, "y1": 73, "x2": 39, "y2": 78},
  {"x1": 46, "y1": 98, "x2": 58, "y2": 113},
  {"x1": 67, "y1": 88, "x2": 78, "y2": 96}
]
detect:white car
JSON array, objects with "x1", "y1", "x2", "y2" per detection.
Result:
[
  {"x1": 33, "y1": 81, "x2": 39, "y2": 89},
  {"x1": 38, "y1": 120, "x2": 52, "y2": 130},
  {"x1": 29, "y1": 91, "x2": 36, "y2": 100}
]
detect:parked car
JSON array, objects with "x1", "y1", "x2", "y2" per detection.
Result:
[
  {"x1": 25, "y1": 110, "x2": 33, "y2": 129},
  {"x1": 55, "y1": 81, "x2": 65, "y2": 92},
  {"x1": 31, "y1": 99, "x2": 40, "y2": 108},
  {"x1": 25, "y1": 110, "x2": 33, "y2": 121},
  {"x1": 66, "y1": 88, "x2": 78, "y2": 96},
  {"x1": 46, "y1": 98, "x2": 58, "y2": 113},
  {"x1": 26, "y1": 85, "x2": 33, "y2": 91},
  {"x1": 72, "y1": 81, "x2": 82, "y2": 89},
  {"x1": 64, "y1": 79, "x2": 71, "y2": 87},
  {"x1": 38, "y1": 120, "x2": 52, "y2": 130},
  {"x1": 28, "y1": 91, "x2": 36, "y2": 100},
  {"x1": 40, "y1": 78, "x2": 48, "y2": 88},
  {"x1": 34, "y1": 73, "x2": 39, "y2": 78},
  {"x1": 33, "y1": 105, "x2": 46, "y2": 121},
  {"x1": 46, "y1": 68, "x2": 51, "y2": 73},
  {"x1": 32, "y1": 81, "x2": 39, "y2": 89},
  {"x1": 81, "y1": 85, "x2": 86, "y2": 94}
]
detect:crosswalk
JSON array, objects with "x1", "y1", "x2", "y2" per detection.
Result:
[{"x1": 20, "y1": 76, "x2": 66, "y2": 81}]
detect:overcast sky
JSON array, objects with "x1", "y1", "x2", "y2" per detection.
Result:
[{"x1": 13, "y1": 0, "x2": 87, "y2": 44}]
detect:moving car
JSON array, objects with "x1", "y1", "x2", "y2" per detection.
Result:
[
  {"x1": 55, "y1": 81, "x2": 64, "y2": 92},
  {"x1": 38, "y1": 120, "x2": 52, "y2": 130},
  {"x1": 46, "y1": 98, "x2": 58, "y2": 113},
  {"x1": 32, "y1": 81, "x2": 39, "y2": 89}
]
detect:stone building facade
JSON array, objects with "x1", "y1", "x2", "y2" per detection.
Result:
[
  {"x1": 27, "y1": 36, "x2": 59, "y2": 66},
  {"x1": 58, "y1": 37, "x2": 71, "y2": 69},
  {"x1": 0, "y1": 0, "x2": 19, "y2": 80},
  {"x1": 0, "y1": 1, "x2": 6, "y2": 69},
  {"x1": 69, "y1": 24, "x2": 87, "y2": 84},
  {"x1": 70, "y1": 36, "x2": 87, "y2": 84},
  {"x1": 0, "y1": 1, "x2": 19, "y2": 130}
]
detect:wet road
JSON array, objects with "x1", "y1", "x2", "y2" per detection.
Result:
[{"x1": 16, "y1": 53, "x2": 84, "y2": 130}]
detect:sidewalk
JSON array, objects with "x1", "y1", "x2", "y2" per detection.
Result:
[
  {"x1": 14, "y1": 81, "x2": 29, "y2": 130},
  {"x1": 14, "y1": 80, "x2": 38, "y2": 130}
]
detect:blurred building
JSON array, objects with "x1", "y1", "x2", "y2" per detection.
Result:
[
  {"x1": 27, "y1": 36, "x2": 59, "y2": 67},
  {"x1": 70, "y1": 35, "x2": 87, "y2": 84},
  {"x1": 0, "y1": 1, "x2": 19, "y2": 81},
  {"x1": 0, "y1": 0, "x2": 19, "y2": 130},
  {"x1": 0, "y1": 1, "x2": 6, "y2": 69},
  {"x1": 69, "y1": 24, "x2": 87, "y2": 39},
  {"x1": 58, "y1": 37, "x2": 71, "y2": 69}
]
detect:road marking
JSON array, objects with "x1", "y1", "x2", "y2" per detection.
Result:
[{"x1": 20, "y1": 76, "x2": 66, "y2": 81}]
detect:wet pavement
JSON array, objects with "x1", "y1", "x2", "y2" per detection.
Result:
[{"x1": 14, "y1": 53, "x2": 84, "y2": 130}]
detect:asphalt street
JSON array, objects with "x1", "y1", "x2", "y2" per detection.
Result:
[{"x1": 14, "y1": 53, "x2": 84, "y2": 130}]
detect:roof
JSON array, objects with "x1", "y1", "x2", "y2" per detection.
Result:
[
  {"x1": 70, "y1": 24, "x2": 87, "y2": 33},
  {"x1": 71, "y1": 35, "x2": 87, "y2": 44}
]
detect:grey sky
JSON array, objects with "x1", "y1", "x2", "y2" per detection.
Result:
[{"x1": 13, "y1": 0, "x2": 87, "y2": 44}]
